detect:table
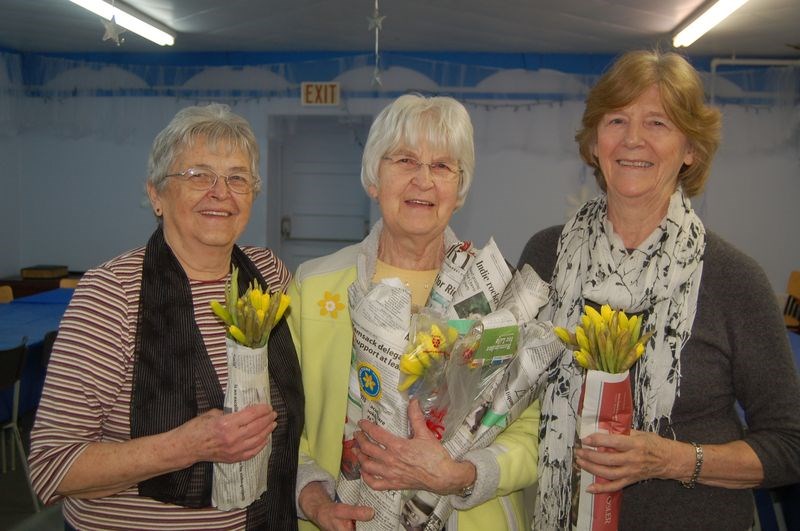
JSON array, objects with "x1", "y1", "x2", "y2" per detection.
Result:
[
  {"x1": 0, "y1": 289, "x2": 72, "y2": 422},
  {"x1": 0, "y1": 291, "x2": 72, "y2": 348},
  {"x1": 11, "y1": 287, "x2": 75, "y2": 306},
  {"x1": 1, "y1": 275, "x2": 80, "y2": 298}
]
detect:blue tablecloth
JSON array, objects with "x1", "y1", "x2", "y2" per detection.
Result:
[
  {"x1": 12, "y1": 287, "x2": 74, "y2": 305},
  {"x1": 0, "y1": 301, "x2": 68, "y2": 349},
  {"x1": 0, "y1": 290, "x2": 71, "y2": 422}
]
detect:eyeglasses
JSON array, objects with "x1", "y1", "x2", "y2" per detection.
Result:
[
  {"x1": 165, "y1": 167, "x2": 255, "y2": 194},
  {"x1": 381, "y1": 155, "x2": 461, "y2": 183}
]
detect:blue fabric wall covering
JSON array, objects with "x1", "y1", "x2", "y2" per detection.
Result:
[{"x1": 2, "y1": 50, "x2": 795, "y2": 105}]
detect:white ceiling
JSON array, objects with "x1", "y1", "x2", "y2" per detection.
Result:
[{"x1": 0, "y1": 0, "x2": 798, "y2": 57}]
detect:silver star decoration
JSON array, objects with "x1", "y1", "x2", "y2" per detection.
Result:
[
  {"x1": 102, "y1": 15, "x2": 126, "y2": 46},
  {"x1": 367, "y1": 9, "x2": 386, "y2": 31}
]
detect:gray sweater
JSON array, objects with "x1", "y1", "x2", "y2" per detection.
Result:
[{"x1": 519, "y1": 226, "x2": 800, "y2": 531}]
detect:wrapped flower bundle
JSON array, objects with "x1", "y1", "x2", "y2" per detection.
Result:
[
  {"x1": 397, "y1": 313, "x2": 461, "y2": 442},
  {"x1": 422, "y1": 309, "x2": 519, "y2": 443},
  {"x1": 554, "y1": 304, "x2": 652, "y2": 373},
  {"x1": 398, "y1": 314, "x2": 458, "y2": 394},
  {"x1": 209, "y1": 266, "x2": 290, "y2": 510},
  {"x1": 338, "y1": 238, "x2": 561, "y2": 531},
  {"x1": 554, "y1": 304, "x2": 652, "y2": 531},
  {"x1": 210, "y1": 267, "x2": 290, "y2": 348}
]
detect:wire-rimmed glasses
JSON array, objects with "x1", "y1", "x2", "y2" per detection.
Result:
[
  {"x1": 165, "y1": 166, "x2": 255, "y2": 194},
  {"x1": 381, "y1": 155, "x2": 461, "y2": 183}
]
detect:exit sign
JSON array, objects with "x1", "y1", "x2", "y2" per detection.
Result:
[{"x1": 301, "y1": 82, "x2": 340, "y2": 106}]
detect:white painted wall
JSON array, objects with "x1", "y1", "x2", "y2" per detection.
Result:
[
  {"x1": 12, "y1": 98, "x2": 271, "y2": 273},
  {"x1": 0, "y1": 135, "x2": 21, "y2": 276},
  {"x1": 1, "y1": 72, "x2": 798, "y2": 295}
]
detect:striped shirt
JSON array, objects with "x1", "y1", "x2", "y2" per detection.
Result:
[{"x1": 28, "y1": 245, "x2": 290, "y2": 531}]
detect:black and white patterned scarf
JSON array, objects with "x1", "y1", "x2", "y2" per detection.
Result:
[{"x1": 533, "y1": 189, "x2": 705, "y2": 530}]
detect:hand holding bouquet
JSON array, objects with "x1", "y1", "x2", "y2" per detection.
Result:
[
  {"x1": 553, "y1": 304, "x2": 652, "y2": 531},
  {"x1": 209, "y1": 266, "x2": 290, "y2": 510}
]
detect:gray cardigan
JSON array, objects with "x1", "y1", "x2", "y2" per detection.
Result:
[{"x1": 519, "y1": 226, "x2": 800, "y2": 531}]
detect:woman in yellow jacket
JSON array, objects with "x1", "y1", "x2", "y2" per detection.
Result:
[{"x1": 288, "y1": 93, "x2": 539, "y2": 531}]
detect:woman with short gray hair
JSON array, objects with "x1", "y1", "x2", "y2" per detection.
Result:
[
  {"x1": 290, "y1": 93, "x2": 538, "y2": 531},
  {"x1": 29, "y1": 103, "x2": 303, "y2": 530}
]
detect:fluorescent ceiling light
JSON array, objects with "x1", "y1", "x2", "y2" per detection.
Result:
[
  {"x1": 69, "y1": 0, "x2": 175, "y2": 46},
  {"x1": 673, "y1": 0, "x2": 749, "y2": 48}
]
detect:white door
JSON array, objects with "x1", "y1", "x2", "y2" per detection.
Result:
[{"x1": 267, "y1": 115, "x2": 372, "y2": 273}]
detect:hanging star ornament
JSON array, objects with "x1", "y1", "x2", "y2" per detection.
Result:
[
  {"x1": 367, "y1": 8, "x2": 386, "y2": 31},
  {"x1": 102, "y1": 15, "x2": 126, "y2": 46}
]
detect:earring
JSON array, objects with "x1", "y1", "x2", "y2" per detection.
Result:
[{"x1": 155, "y1": 208, "x2": 162, "y2": 216}]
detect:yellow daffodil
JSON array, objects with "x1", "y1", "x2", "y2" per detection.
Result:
[
  {"x1": 555, "y1": 306, "x2": 653, "y2": 373},
  {"x1": 398, "y1": 321, "x2": 456, "y2": 392},
  {"x1": 209, "y1": 266, "x2": 291, "y2": 348}
]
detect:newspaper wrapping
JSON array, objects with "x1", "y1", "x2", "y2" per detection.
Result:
[
  {"x1": 400, "y1": 264, "x2": 552, "y2": 529},
  {"x1": 410, "y1": 320, "x2": 565, "y2": 531},
  {"x1": 339, "y1": 239, "x2": 508, "y2": 528},
  {"x1": 339, "y1": 238, "x2": 551, "y2": 530},
  {"x1": 427, "y1": 241, "x2": 477, "y2": 315},
  {"x1": 497, "y1": 264, "x2": 551, "y2": 324},
  {"x1": 212, "y1": 338, "x2": 271, "y2": 510},
  {"x1": 336, "y1": 277, "x2": 413, "y2": 529},
  {"x1": 572, "y1": 370, "x2": 632, "y2": 531},
  {"x1": 437, "y1": 263, "x2": 550, "y2": 442},
  {"x1": 444, "y1": 238, "x2": 512, "y2": 320},
  {"x1": 435, "y1": 309, "x2": 519, "y2": 443}
]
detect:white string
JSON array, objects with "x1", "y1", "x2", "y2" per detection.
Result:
[{"x1": 370, "y1": 0, "x2": 383, "y2": 87}]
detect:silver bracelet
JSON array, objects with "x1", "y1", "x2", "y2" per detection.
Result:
[{"x1": 680, "y1": 442, "x2": 704, "y2": 489}]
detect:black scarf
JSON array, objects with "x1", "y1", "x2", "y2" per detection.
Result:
[{"x1": 130, "y1": 227, "x2": 303, "y2": 530}]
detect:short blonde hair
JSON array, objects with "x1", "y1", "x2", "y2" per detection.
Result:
[
  {"x1": 361, "y1": 94, "x2": 475, "y2": 207},
  {"x1": 576, "y1": 50, "x2": 721, "y2": 197}
]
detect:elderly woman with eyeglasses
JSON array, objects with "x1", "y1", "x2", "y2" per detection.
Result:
[
  {"x1": 29, "y1": 103, "x2": 304, "y2": 531},
  {"x1": 289, "y1": 94, "x2": 539, "y2": 531},
  {"x1": 520, "y1": 50, "x2": 800, "y2": 530}
]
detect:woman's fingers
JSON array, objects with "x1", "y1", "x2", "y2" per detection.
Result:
[
  {"x1": 407, "y1": 399, "x2": 437, "y2": 440},
  {"x1": 357, "y1": 418, "x2": 394, "y2": 449},
  {"x1": 301, "y1": 481, "x2": 374, "y2": 531},
  {"x1": 317, "y1": 501, "x2": 374, "y2": 531},
  {"x1": 575, "y1": 430, "x2": 675, "y2": 492},
  {"x1": 180, "y1": 404, "x2": 277, "y2": 463}
]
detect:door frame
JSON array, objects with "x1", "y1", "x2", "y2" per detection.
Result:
[{"x1": 265, "y1": 114, "x2": 375, "y2": 259}]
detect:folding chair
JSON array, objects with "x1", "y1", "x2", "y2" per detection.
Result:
[{"x1": 0, "y1": 337, "x2": 40, "y2": 511}]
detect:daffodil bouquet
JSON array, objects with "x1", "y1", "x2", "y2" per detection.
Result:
[
  {"x1": 554, "y1": 304, "x2": 651, "y2": 531},
  {"x1": 210, "y1": 267, "x2": 290, "y2": 348},
  {"x1": 209, "y1": 266, "x2": 290, "y2": 511},
  {"x1": 398, "y1": 318, "x2": 458, "y2": 393},
  {"x1": 554, "y1": 304, "x2": 653, "y2": 373},
  {"x1": 397, "y1": 315, "x2": 460, "y2": 443}
]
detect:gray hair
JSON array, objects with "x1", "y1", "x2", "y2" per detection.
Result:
[
  {"x1": 147, "y1": 103, "x2": 261, "y2": 193},
  {"x1": 361, "y1": 94, "x2": 475, "y2": 207}
]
